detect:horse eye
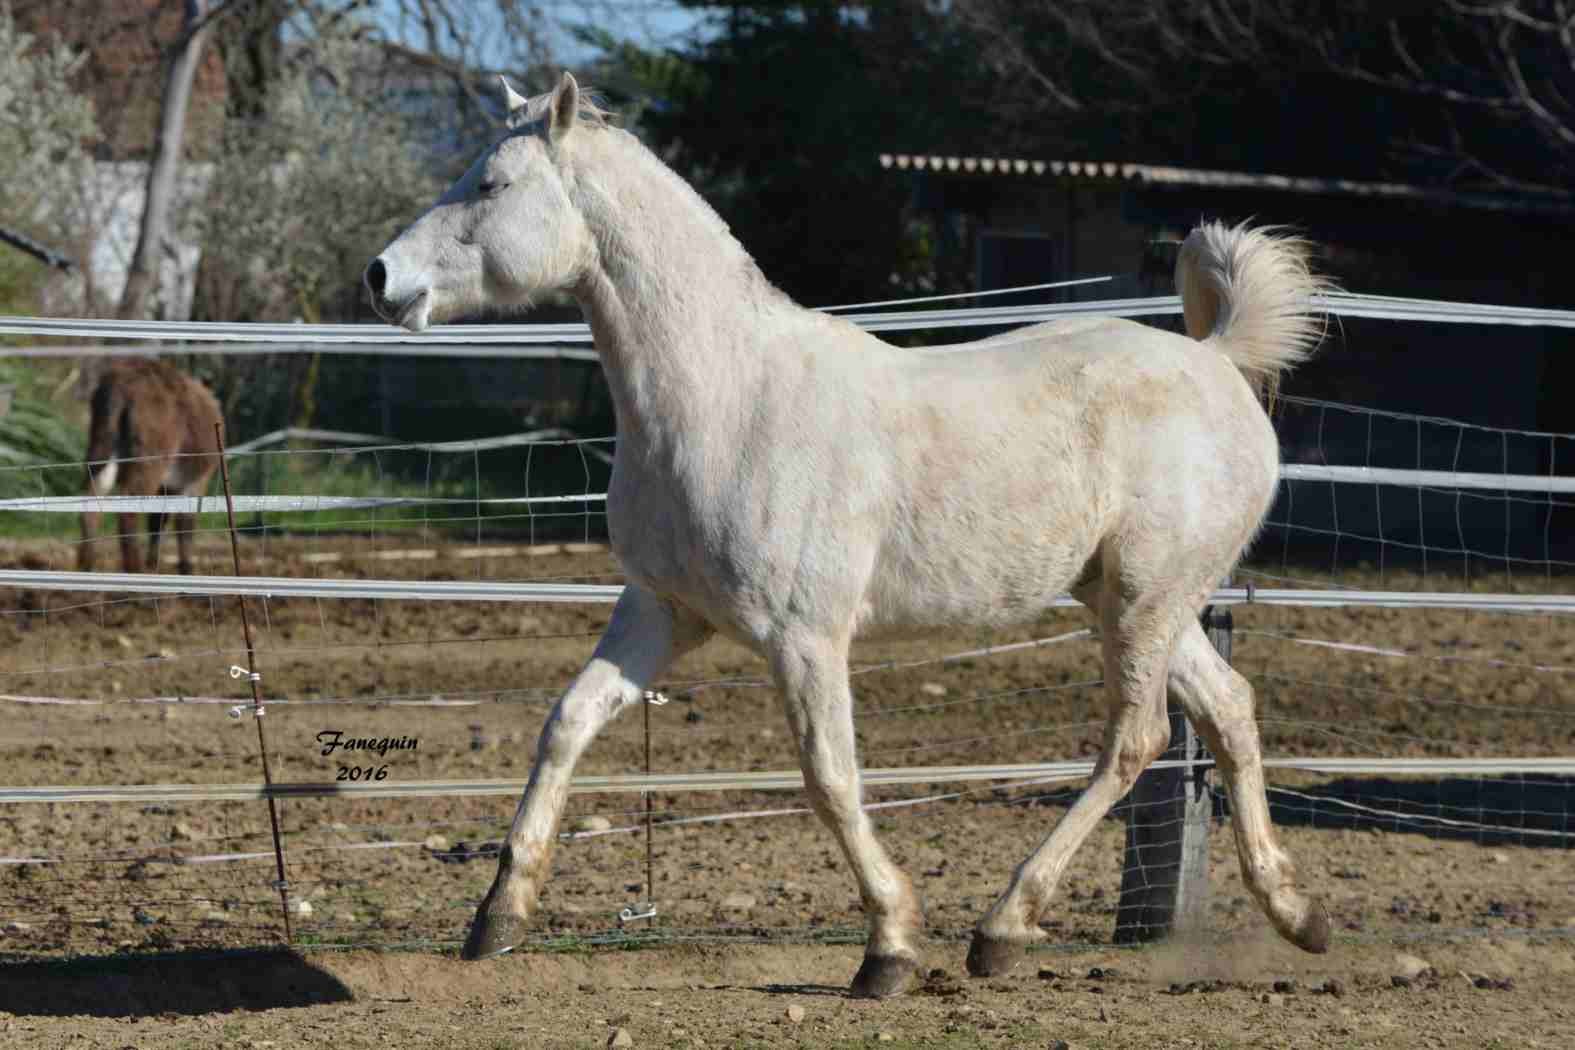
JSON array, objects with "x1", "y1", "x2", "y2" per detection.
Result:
[{"x1": 478, "y1": 179, "x2": 508, "y2": 198}]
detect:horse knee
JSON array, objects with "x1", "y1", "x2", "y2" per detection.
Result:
[
  {"x1": 803, "y1": 767, "x2": 858, "y2": 817},
  {"x1": 1180, "y1": 668, "x2": 1256, "y2": 757},
  {"x1": 1114, "y1": 717, "x2": 1171, "y2": 784}
]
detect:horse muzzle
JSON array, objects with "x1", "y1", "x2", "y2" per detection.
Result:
[{"x1": 364, "y1": 258, "x2": 431, "y2": 331}]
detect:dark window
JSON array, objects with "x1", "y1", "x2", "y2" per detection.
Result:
[{"x1": 975, "y1": 231, "x2": 1059, "y2": 307}]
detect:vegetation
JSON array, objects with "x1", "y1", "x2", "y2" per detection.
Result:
[
  {"x1": 0, "y1": 359, "x2": 84, "y2": 503},
  {"x1": 2, "y1": 1, "x2": 1570, "y2": 455},
  {"x1": 0, "y1": 2, "x2": 98, "y2": 312},
  {"x1": 586, "y1": 3, "x2": 1003, "y2": 307}
]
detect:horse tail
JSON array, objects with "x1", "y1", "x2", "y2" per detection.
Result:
[{"x1": 1174, "y1": 220, "x2": 1333, "y2": 402}]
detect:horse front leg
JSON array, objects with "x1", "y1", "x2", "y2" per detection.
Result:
[
  {"x1": 461, "y1": 585, "x2": 709, "y2": 960},
  {"x1": 772, "y1": 632, "x2": 924, "y2": 998}
]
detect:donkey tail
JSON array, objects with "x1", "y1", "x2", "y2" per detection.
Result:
[
  {"x1": 1174, "y1": 221, "x2": 1333, "y2": 399},
  {"x1": 84, "y1": 373, "x2": 128, "y2": 494}
]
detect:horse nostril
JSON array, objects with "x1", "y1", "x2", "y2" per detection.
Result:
[{"x1": 365, "y1": 259, "x2": 388, "y2": 299}]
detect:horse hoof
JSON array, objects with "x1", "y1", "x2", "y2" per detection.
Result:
[
  {"x1": 848, "y1": 954, "x2": 919, "y2": 999},
  {"x1": 965, "y1": 932, "x2": 1026, "y2": 978},
  {"x1": 460, "y1": 909, "x2": 528, "y2": 961},
  {"x1": 1292, "y1": 900, "x2": 1332, "y2": 954}
]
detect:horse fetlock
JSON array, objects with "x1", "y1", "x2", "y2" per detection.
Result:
[
  {"x1": 1242, "y1": 849, "x2": 1296, "y2": 900},
  {"x1": 865, "y1": 896, "x2": 925, "y2": 959}
]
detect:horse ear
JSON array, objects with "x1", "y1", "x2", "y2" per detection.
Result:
[
  {"x1": 499, "y1": 75, "x2": 528, "y2": 117},
  {"x1": 549, "y1": 71, "x2": 579, "y2": 141}
]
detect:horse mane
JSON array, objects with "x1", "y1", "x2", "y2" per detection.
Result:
[
  {"x1": 538, "y1": 89, "x2": 795, "y2": 310},
  {"x1": 516, "y1": 86, "x2": 616, "y2": 130}
]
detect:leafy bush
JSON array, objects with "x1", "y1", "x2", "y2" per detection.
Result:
[
  {"x1": 0, "y1": 359, "x2": 85, "y2": 503},
  {"x1": 0, "y1": 2, "x2": 98, "y2": 314}
]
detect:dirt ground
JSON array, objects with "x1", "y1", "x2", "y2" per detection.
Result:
[
  {"x1": 1, "y1": 534, "x2": 1573, "y2": 1046},
  {"x1": 2, "y1": 937, "x2": 1573, "y2": 1049}
]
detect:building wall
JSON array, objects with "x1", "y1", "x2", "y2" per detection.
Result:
[{"x1": 13, "y1": 0, "x2": 228, "y2": 161}]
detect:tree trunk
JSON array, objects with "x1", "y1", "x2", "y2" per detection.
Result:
[{"x1": 117, "y1": 0, "x2": 216, "y2": 321}]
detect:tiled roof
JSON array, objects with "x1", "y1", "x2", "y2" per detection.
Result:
[{"x1": 877, "y1": 154, "x2": 1575, "y2": 214}]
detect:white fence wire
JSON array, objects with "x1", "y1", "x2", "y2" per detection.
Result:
[
  {"x1": 1, "y1": 298, "x2": 1573, "y2": 957},
  {"x1": 6, "y1": 283, "x2": 1575, "y2": 352}
]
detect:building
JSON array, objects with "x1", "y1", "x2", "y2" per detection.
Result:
[{"x1": 12, "y1": 0, "x2": 228, "y2": 162}]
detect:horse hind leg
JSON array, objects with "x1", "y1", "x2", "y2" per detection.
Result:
[
  {"x1": 966, "y1": 579, "x2": 1177, "y2": 977},
  {"x1": 771, "y1": 633, "x2": 924, "y2": 998},
  {"x1": 1168, "y1": 618, "x2": 1329, "y2": 952}
]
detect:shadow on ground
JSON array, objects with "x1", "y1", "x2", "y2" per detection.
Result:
[
  {"x1": 1263, "y1": 774, "x2": 1575, "y2": 847},
  {"x1": 1026, "y1": 774, "x2": 1575, "y2": 849},
  {"x1": 0, "y1": 947, "x2": 353, "y2": 1016}
]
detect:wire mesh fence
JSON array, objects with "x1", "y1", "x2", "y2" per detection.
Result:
[{"x1": 3, "y1": 304, "x2": 1575, "y2": 963}]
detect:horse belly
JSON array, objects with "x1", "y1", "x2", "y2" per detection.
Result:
[{"x1": 857, "y1": 516, "x2": 1095, "y2": 638}]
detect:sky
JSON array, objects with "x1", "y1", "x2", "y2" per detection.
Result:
[{"x1": 372, "y1": 1, "x2": 714, "y2": 72}]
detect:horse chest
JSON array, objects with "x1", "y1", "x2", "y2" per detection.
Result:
[{"x1": 606, "y1": 466, "x2": 776, "y2": 623}]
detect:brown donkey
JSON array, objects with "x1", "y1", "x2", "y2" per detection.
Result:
[{"x1": 79, "y1": 359, "x2": 222, "y2": 574}]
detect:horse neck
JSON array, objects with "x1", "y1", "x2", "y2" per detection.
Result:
[{"x1": 569, "y1": 132, "x2": 792, "y2": 458}]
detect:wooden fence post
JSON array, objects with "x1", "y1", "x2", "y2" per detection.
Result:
[{"x1": 1113, "y1": 605, "x2": 1229, "y2": 942}]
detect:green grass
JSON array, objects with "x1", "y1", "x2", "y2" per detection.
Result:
[
  {"x1": 0, "y1": 437, "x2": 606, "y2": 545},
  {"x1": 0, "y1": 358, "x2": 86, "y2": 511},
  {"x1": 227, "y1": 449, "x2": 537, "y2": 537}
]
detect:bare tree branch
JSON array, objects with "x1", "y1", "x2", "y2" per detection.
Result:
[
  {"x1": 955, "y1": 0, "x2": 1575, "y2": 184},
  {"x1": 118, "y1": 0, "x2": 218, "y2": 320}
]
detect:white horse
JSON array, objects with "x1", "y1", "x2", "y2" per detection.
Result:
[{"x1": 366, "y1": 73, "x2": 1333, "y2": 997}]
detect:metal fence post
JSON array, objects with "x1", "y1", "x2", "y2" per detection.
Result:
[{"x1": 1113, "y1": 605, "x2": 1228, "y2": 943}]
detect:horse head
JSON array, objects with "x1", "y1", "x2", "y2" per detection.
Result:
[{"x1": 364, "y1": 72, "x2": 597, "y2": 330}]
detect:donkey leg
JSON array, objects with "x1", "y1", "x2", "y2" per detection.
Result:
[
  {"x1": 462, "y1": 585, "x2": 708, "y2": 960},
  {"x1": 772, "y1": 634, "x2": 924, "y2": 998},
  {"x1": 79, "y1": 460, "x2": 118, "y2": 572},
  {"x1": 118, "y1": 512, "x2": 144, "y2": 574},
  {"x1": 1168, "y1": 619, "x2": 1329, "y2": 952},
  {"x1": 173, "y1": 512, "x2": 197, "y2": 574},
  {"x1": 78, "y1": 508, "x2": 101, "y2": 571},
  {"x1": 114, "y1": 464, "x2": 162, "y2": 574},
  {"x1": 967, "y1": 588, "x2": 1177, "y2": 977},
  {"x1": 146, "y1": 508, "x2": 166, "y2": 572}
]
